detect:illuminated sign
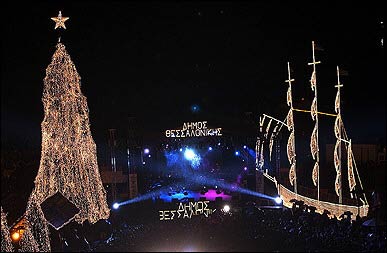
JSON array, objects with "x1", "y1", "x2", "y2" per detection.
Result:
[
  {"x1": 165, "y1": 121, "x2": 222, "y2": 138},
  {"x1": 159, "y1": 201, "x2": 216, "y2": 220}
]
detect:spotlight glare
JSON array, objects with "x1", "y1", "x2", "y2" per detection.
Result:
[
  {"x1": 235, "y1": 151, "x2": 239, "y2": 156},
  {"x1": 244, "y1": 167, "x2": 248, "y2": 171},
  {"x1": 223, "y1": 205, "x2": 230, "y2": 212},
  {"x1": 113, "y1": 202, "x2": 120, "y2": 209},
  {"x1": 144, "y1": 148, "x2": 150, "y2": 154},
  {"x1": 184, "y1": 149, "x2": 196, "y2": 160},
  {"x1": 274, "y1": 196, "x2": 282, "y2": 205},
  {"x1": 208, "y1": 146, "x2": 213, "y2": 151},
  {"x1": 191, "y1": 104, "x2": 200, "y2": 113},
  {"x1": 243, "y1": 145, "x2": 247, "y2": 149},
  {"x1": 183, "y1": 246, "x2": 197, "y2": 252}
]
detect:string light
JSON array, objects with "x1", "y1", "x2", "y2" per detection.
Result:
[
  {"x1": 269, "y1": 133, "x2": 274, "y2": 161},
  {"x1": 1, "y1": 207, "x2": 14, "y2": 252},
  {"x1": 256, "y1": 116, "x2": 265, "y2": 170},
  {"x1": 312, "y1": 162, "x2": 319, "y2": 187},
  {"x1": 265, "y1": 118, "x2": 272, "y2": 138},
  {"x1": 285, "y1": 62, "x2": 297, "y2": 190},
  {"x1": 334, "y1": 139, "x2": 341, "y2": 196},
  {"x1": 334, "y1": 68, "x2": 342, "y2": 199},
  {"x1": 287, "y1": 132, "x2": 295, "y2": 165},
  {"x1": 293, "y1": 108, "x2": 336, "y2": 117},
  {"x1": 20, "y1": 41, "x2": 110, "y2": 250},
  {"x1": 278, "y1": 184, "x2": 368, "y2": 220},
  {"x1": 286, "y1": 110, "x2": 294, "y2": 131},
  {"x1": 310, "y1": 126, "x2": 318, "y2": 160},
  {"x1": 347, "y1": 141, "x2": 356, "y2": 194},
  {"x1": 261, "y1": 43, "x2": 368, "y2": 218},
  {"x1": 308, "y1": 41, "x2": 321, "y2": 198},
  {"x1": 19, "y1": 195, "x2": 50, "y2": 252},
  {"x1": 51, "y1": 11, "x2": 69, "y2": 30},
  {"x1": 287, "y1": 131, "x2": 296, "y2": 185},
  {"x1": 33, "y1": 42, "x2": 110, "y2": 223}
]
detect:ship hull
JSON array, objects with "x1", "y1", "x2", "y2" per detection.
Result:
[{"x1": 277, "y1": 183, "x2": 369, "y2": 220}]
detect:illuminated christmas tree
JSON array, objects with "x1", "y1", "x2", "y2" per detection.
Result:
[
  {"x1": 19, "y1": 195, "x2": 50, "y2": 252},
  {"x1": 1, "y1": 207, "x2": 14, "y2": 252},
  {"x1": 32, "y1": 11, "x2": 110, "y2": 224},
  {"x1": 20, "y1": 11, "x2": 110, "y2": 251},
  {"x1": 32, "y1": 39, "x2": 110, "y2": 223}
]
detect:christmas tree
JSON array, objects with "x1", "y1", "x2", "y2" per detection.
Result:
[
  {"x1": 33, "y1": 40, "x2": 110, "y2": 224},
  {"x1": 1, "y1": 207, "x2": 14, "y2": 252},
  {"x1": 20, "y1": 11, "x2": 110, "y2": 251},
  {"x1": 19, "y1": 195, "x2": 50, "y2": 252}
]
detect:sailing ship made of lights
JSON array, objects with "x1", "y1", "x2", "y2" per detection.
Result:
[{"x1": 256, "y1": 41, "x2": 369, "y2": 219}]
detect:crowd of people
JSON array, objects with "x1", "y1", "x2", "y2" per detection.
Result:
[{"x1": 49, "y1": 198, "x2": 386, "y2": 252}]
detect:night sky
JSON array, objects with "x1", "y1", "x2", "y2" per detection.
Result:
[{"x1": 1, "y1": 1, "x2": 385, "y2": 149}]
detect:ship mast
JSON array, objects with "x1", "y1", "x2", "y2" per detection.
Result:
[
  {"x1": 285, "y1": 62, "x2": 297, "y2": 194},
  {"x1": 308, "y1": 41, "x2": 321, "y2": 201},
  {"x1": 333, "y1": 69, "x2": 358, "y2": 206},
  {"x1": 334, "y1": 66, "x2": 343, "y2": 204},
  {"x1": 256, "y1": 116, "x2": 265, "y2": 171}
]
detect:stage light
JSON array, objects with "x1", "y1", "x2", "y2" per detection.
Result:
[
  {"x1": 183, "y1": 246, "x2": 197, "y2": 252},
  {"x1": 235, "y1": 151, "x2": 239, "y2": 156},
  {"x1": 11, "y1": 231, "x2": 20, "y2": 242},
  {"x1": 184, "y1": 149, "x2": 196, "y2": 160},
  {"x1": 144, "y1": 148, "x2": 150, "y2": 154},
  {"x1": 274, "y1": 196, "x2": 282, "y2": 205},
  {"x1": 244, "y1": 167, "x2": 248, "y2": 171},
  {"x1": 208, "y1": 147, "x2": 213, "y2": 151},
  {"x1": 179, "y1": 148, "x2": 183, "y2": 152},
  {"x1": 223, "y1": 205, "x2": 230, "y2": 212},
  {"x1": 191, "y1": 104, "x2": 200, "y2": 113},
  {"x1": 243, "y1": 145, "x2": 247, "y2": 149},
  {"x1": 112, "y1": 203, "x2": 120, "y2": 209},
  {"x1": 218, "y1": 142, "x2": 221, "y2": 146},
  {"x1": 148, "y1": 154, "x2": 151, "y2": 158}
]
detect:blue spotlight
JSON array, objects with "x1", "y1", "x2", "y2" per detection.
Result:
[
  {"x1": 243, "y1": 145, "x2": 247, "y2": 149},
  {"x1": 208, "y1": 146, "x2": 213, "y2": 151},
  {"x1": 274, "y1": 196, "x2": 282, "y2": 205},
  {"x1": 179, "y1": 148, "x2": 183, "y2": 152},
  {"x1": 235, "y1": 151, "x2": 239, "y2": 156},
  {"x1": 144, "y1": 148, "x2": 150, "y2": 154},
  {"x1": 184, "y1": 149, "x2": 196, "y2": 160},
  {"x1": 191, "y1": 104, "x2": 200, "y2": 113},
  {"x1": 112, "y1": 202, "x2": 120, "y2": 209}
]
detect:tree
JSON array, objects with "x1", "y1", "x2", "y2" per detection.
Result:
[
  {"x1": 20, "y1": 42, "x2": 110, "y2": 251},
  {"x1": 1, "y1": 207, "x2": 14, "y2": 252}
]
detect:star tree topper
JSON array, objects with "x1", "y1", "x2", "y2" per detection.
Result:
[{"x1": 51, "y1": 11, "x2": 69, "y2": 29}]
